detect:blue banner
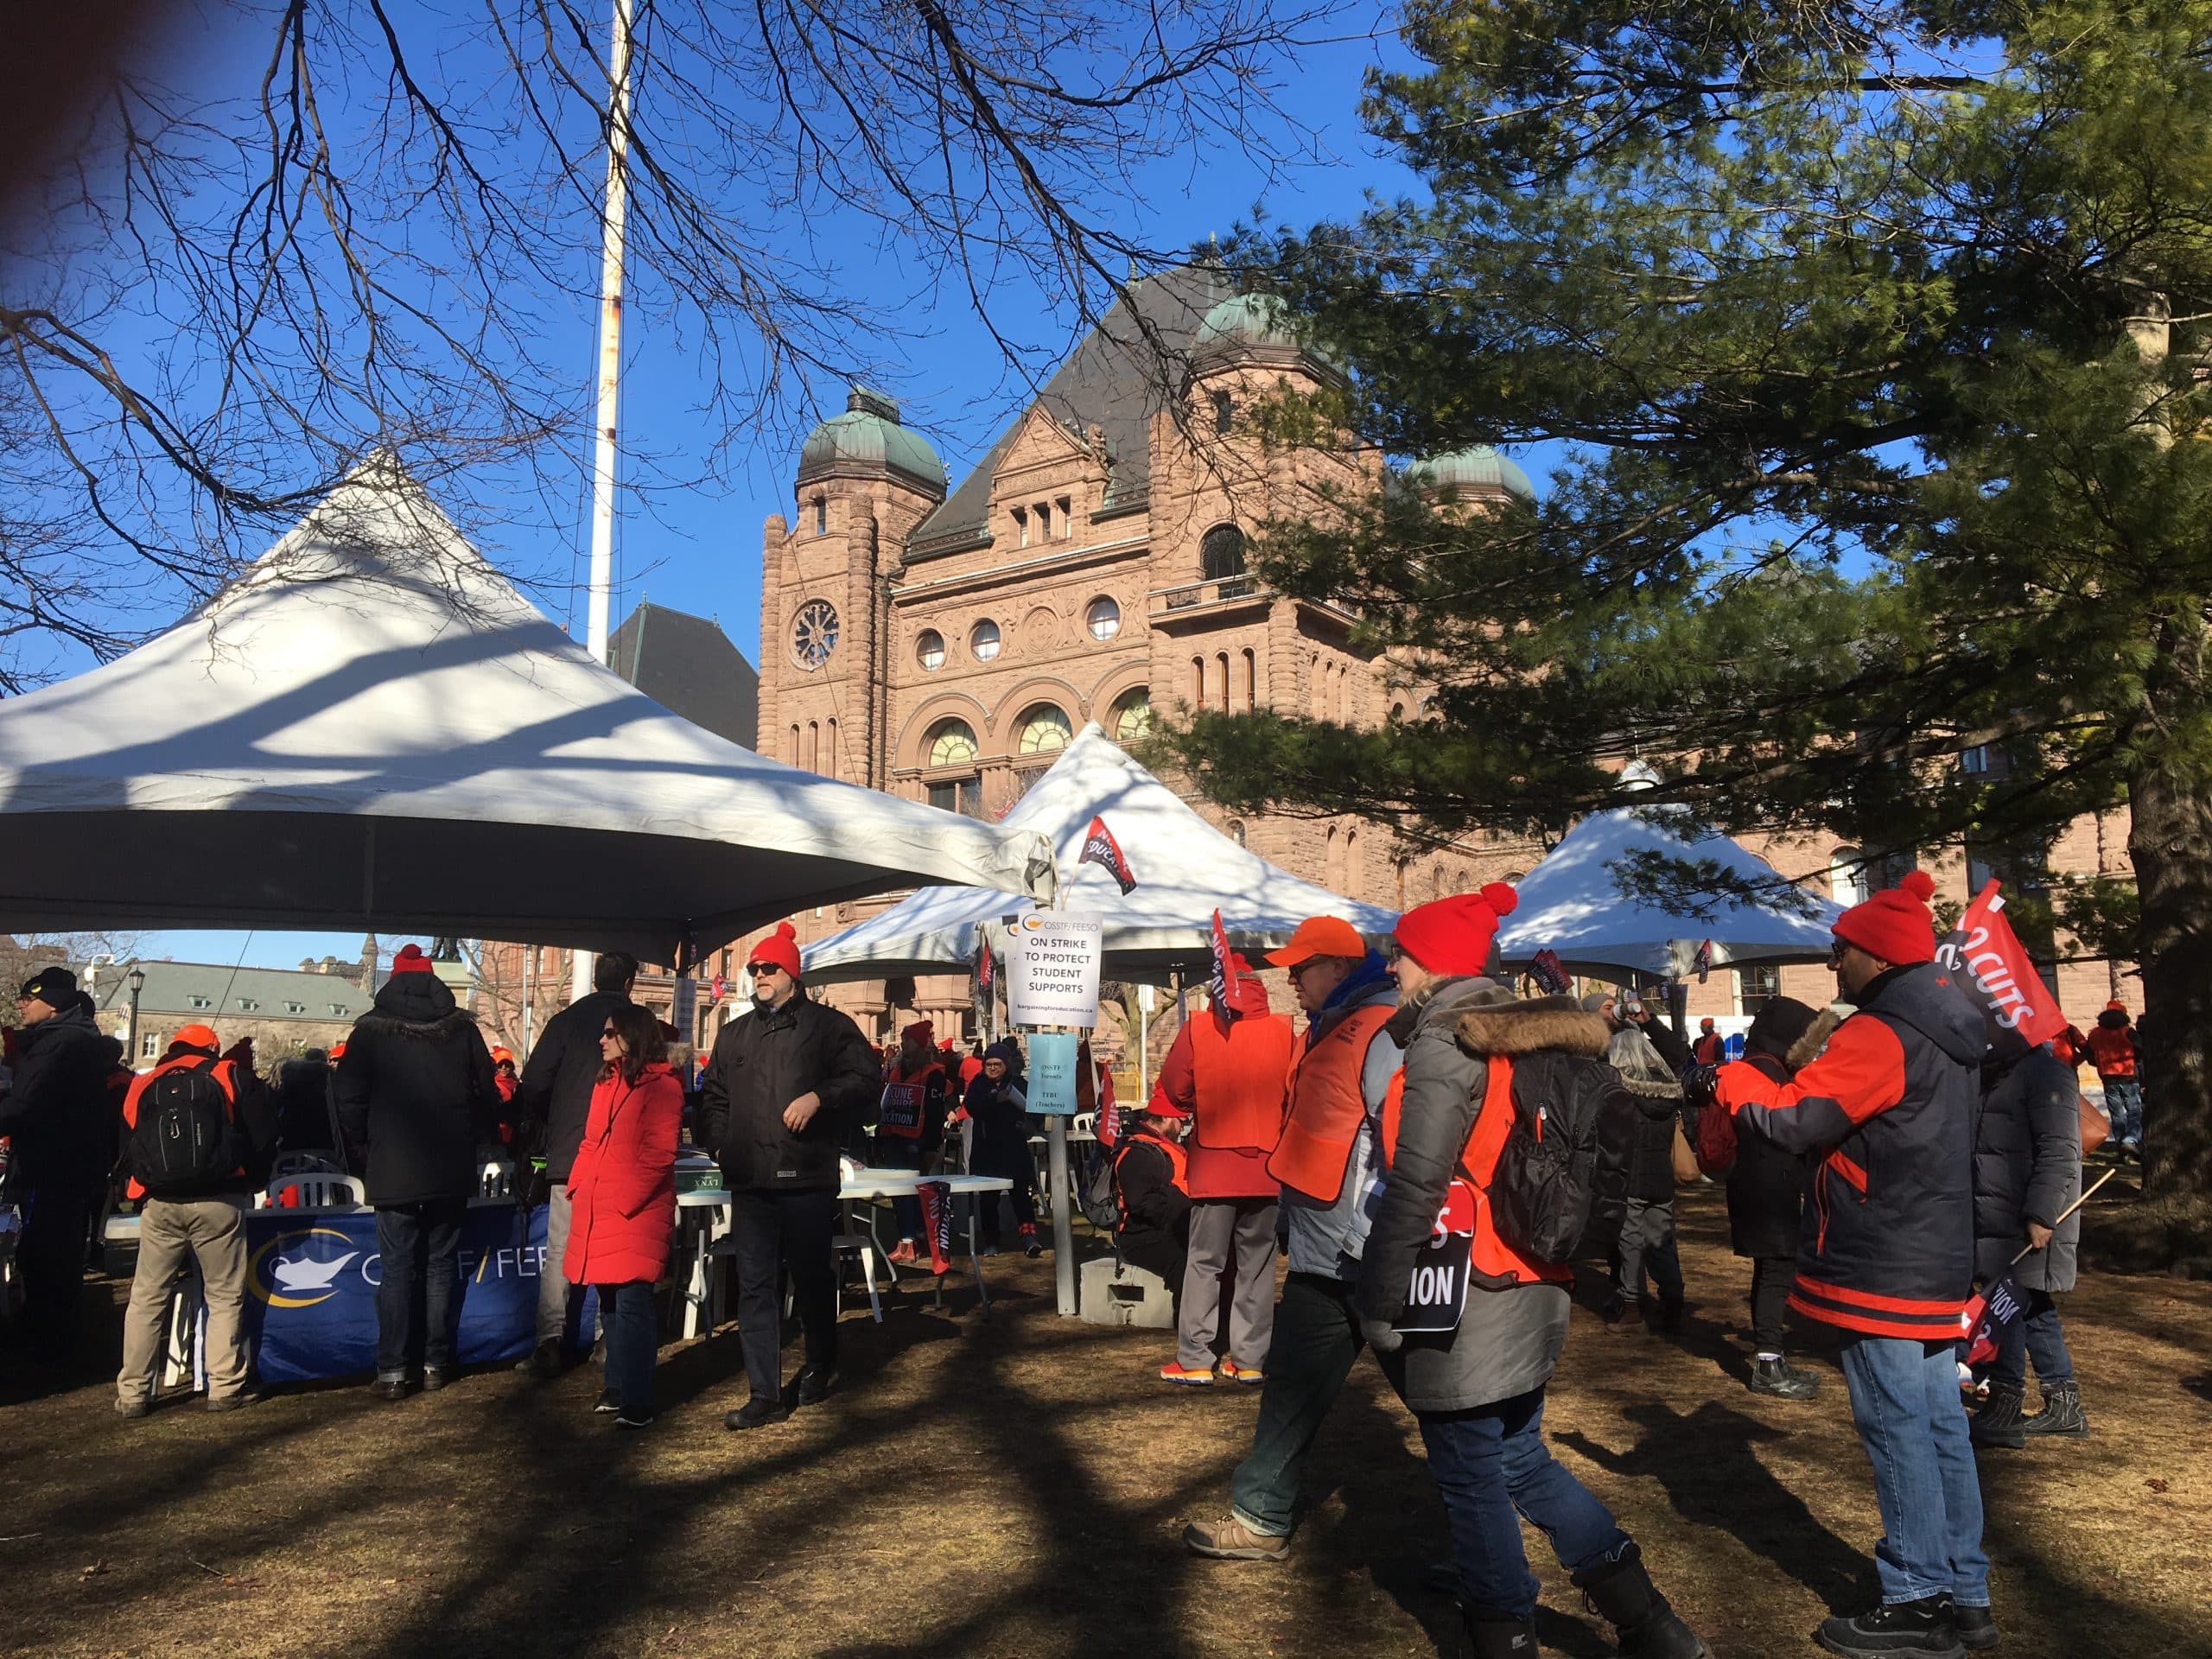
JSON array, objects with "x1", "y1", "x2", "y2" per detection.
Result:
[
  {"x1": 1025, "y1": 1030, "x2": 1082, "y2": 1115},
  {"x1": 241, "y1": 1203, "x2": 587, "y2": 1383}
]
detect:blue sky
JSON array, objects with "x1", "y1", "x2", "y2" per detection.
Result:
[{"x1": 119, "y1": 3, "x2": 1425, "y2": 970}]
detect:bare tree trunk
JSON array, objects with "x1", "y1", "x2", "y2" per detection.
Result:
[{"x1": 2129, "y1": 755, "x2": 2212, "y2": 1198}]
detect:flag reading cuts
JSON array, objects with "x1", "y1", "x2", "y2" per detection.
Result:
[{"x1": 1078, "y1": 816, "x2": 1139, "y2": 894}]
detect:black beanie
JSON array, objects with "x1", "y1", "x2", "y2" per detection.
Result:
[
  {"x1": 1745, "y1": 996, "x2": 1820, "y2": 1061},
  {"x1": 19, "y1": 966, "x2": 77, "y2": 1006}
]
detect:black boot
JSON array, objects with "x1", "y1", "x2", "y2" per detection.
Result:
[
  {"x1": 1571, "y1": 1541, "x2": 1708, "y2": 1658},
  {"x1": 1815, "y1": 1597, "x2": 1963, "y2": 1656},
  {"x1": 1947, "y1": 1599, "x2": 2000, "y2": 1652},
  {"x1": 1750, "y1": 1357, "x2": 1820, "y2": 1400},
  {"x1": 1459, "y1": 1606, "x2": 1541, "y2": 1657},
  {"x1": 1968, "y1": 1385, "x2": 2026, "y2": 1450},
  {"x1": 2019, "y1": 1379, "x2": 2088, "y2": 1438}
]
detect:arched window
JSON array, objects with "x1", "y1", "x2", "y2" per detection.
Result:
[
  {"x1": 1111, "y1": 689, "x2": 1154, "y2": 745},
  {"x1": 1325, "y1": 823, "x2": 1343, "y2": 889},
  {"x1": 787, "y1": 724, "x2": 800, "y2": 765},
  {"x1": 1086, "y1": 596, "x2": 1121, "y2": 641},
  {"x1": 1192, "y1": 655, "x2": 1206, "y2": 709},
  {"x1": 1216, "y1": 652, "x2": 1231, "y2": 709},
  {"x1": 916, "y1": 629, "x2": 945, "y2": 671},
  {"x1": 806, "y1": 720, "x2": 820, "y2": 774},
  {"x1": 927, "y1": 719, "x2": 979, "y2": 767},
  {"x1": 825, "y1": 717, "x2": 839, "y2": 779},
  {"x1": 812, "y1": 496, "x2": 826, "y2": 535},
  {"x1": 1242, "y1": 648, "x2": 1258, "y2": 710},
  {"x1": 969, "y1": 619, "x2": 1001, "y2": 662},
  {"x1": 1830, "y1": 848, "x2": 1867, "y2": 907},
  {"x1": 1211, "y1": 390, "x2": 1233, "y2": 435},
  {"x1": 1200, "y1": 524, "x2": 1248, "y2": 582},
  {"x1": 1015, "y1": 703, "x2": 1073, "y2": 756},
  {"x1": 1343, "y1": 829, "x2": 1360, "y2": 890},
  {"x1": 1389, "y1": 699, "x2": 1408, "y2": 723}
]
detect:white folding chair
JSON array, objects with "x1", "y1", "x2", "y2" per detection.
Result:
[
  {"x1": 268, "y1": 1173, "x2": 366, "y2": 1209},
  {"x1": 480, "y1": 1161, "x2": 516, "y2": 1199}
]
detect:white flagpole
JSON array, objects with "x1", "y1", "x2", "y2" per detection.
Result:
[{"x1": 573, "y1": 0, "x2": 634, "y2": 1004}]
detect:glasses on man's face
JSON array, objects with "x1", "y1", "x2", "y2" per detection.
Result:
[
  {"x1": 599, "y1": 1027, "x2": 621, "y2": 1040},
  {"x1": 750, "y1": 963, "x2": 781, "y2": 979},
  {"x1": 1286, "y1": 959, "x2": 1319, "y2": 982},
  {"x1": 1827, "y1": 942, "x2": 1848, "y2": 969}
]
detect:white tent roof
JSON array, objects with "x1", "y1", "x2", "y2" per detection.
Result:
[
  {"x1": 1493, "y1": 800, "x2": 1840, "y2": 981},
  {"x1": 804, "y1": 723, "x2": 1398, "y2": 982},
  {"x1": 0, "y1": 461, "x2": 1053, "y2": 963}
]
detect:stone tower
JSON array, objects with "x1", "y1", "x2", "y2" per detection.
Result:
[{"x1": 756, "y1": 386, "x2": 948, "y2": 787}]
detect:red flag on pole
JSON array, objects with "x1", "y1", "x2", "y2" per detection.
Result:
[
  {"x1": 1694, "y1": 938, "x2": 1714, "y2": 984},
  {"x1": 1077, "y1": 816, "x2": 1138, "y2": 894},
  {"x1": 1936, "y1": 880, "x2": 2069, "y2": 1046},
  {"x1": 1208, "y1": 909, "x2": 1235, "y2": 1015}
]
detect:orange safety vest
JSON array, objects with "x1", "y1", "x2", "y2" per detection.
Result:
[
  {"x1": 119, "y1": 1053, "x2": 245, "y2": 1200},
  {"x1": 1378, "y1": 1053, "x2": 1572, "y2": 1288},
  {"x1": 2084, "y1": 1026, "x2": 2136, "y2": 1078},
  {"x1": 1189, "y1": 1009, "x2": 1295, "y2": 1154},
  {"x1": 1111, "y1": 1129, "x2": 1189, "y2": 1230},
  {"x1": 1267, "y1": 1004, "x2": 1396, "y2": 1203}
]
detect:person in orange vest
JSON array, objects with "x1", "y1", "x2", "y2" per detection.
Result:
[
  {"x1": 1110, "y1": 1091, "x2": 1192, "y2": 1287},
  {"x1": 1692, "y1": 1016, "x2": 1726, "y2": 1066},
  {"x1": 113, "y1": 1025, "x2": 277, "y2": 1416},
  {"x1": 1363, "y1": 890, "x2": 1705, "y2": 1658},
  {"x1": 2084, "y1": 1000, "x2": 2140, "y2": 1151},
  {"x1": 876, "y1": 1020, "x2": 951, "y2": 1262},
  {"x1": 1156, "y1": 953, "x2": 1295, "y2": 1386},
  {"x1": 1184, "y1": 914, "x2": 1400, "y2": 1554}
]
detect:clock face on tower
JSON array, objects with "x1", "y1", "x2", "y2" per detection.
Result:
[{"x1": 791, "y1": 599, "x2": 839, "y2": 671}]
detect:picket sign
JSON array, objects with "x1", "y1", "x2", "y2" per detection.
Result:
[{"x1": 1393, "y1": 1179, "x2": 1480, "y2": 1334}]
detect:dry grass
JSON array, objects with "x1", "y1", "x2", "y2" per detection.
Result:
[{"x1": 3, "y1": 1187, "x2": 2209, "y2": 1659}]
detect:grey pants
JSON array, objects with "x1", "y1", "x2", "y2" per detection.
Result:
[
  {"x1": 118, "y1": 1196, "x2": 251, "y2": 1406},
  {"x1": 537, "y1": 1182, "x2": 575, "y2": 1344},
  {"x1": 1614, "y1": 1195, "x2": 1683, "y2": 1307},
  {"x1": 1179, "y1": 1198, "x2": 1279, "y2": 1370}
]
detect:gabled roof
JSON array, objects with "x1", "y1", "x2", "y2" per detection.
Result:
[
  {"x1": 908, "y1": 264, "x2": 1235, "y2": 555},
  {"x1": 803, "y1": 721, "x2": 1399, "y2": 982},
  {"x1": 83, "y1": 960, "x2": 373, "y2": 1023},
  {"x1": 607, "y1": 601, "x2": 760, "y2": 750},
  {"x1": 0, "y1": 457, "x2": 1055, "y2": 963}
]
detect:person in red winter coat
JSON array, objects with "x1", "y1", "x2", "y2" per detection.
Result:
[{"x1": 562, "y1": 1003, "x2": 684, "y2": 1428}]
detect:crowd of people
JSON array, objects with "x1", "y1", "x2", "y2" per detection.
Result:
[{"x1": 0, "y1": 862, "x2": 2135, "y2": 1658}]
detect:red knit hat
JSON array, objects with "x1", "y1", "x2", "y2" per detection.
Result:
[
  {"x1": 747, "y1": 920, "x2": 803, "y2": 981},
  {"x1": 390, "y1": 944, "x2": 435, "y2": 975},
  {"x1": 1833, "y1": 870, "x2": 1937, "y2": 966},
  {"x1": 1142, "y1": 1085, "x2": 1191, "y2": 1121},
  {"x1": 1393, "y1": 883, "x2": 1518, "y2": 976},
  {"x1": 901, "y1": 1019, "x2": 934, "y2": 1046}
]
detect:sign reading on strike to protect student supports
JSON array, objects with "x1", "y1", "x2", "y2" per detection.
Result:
[{"x1": 1005, "y1": 911, "x2": 1103, "y2": 1028}]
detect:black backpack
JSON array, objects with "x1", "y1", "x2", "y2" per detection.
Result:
[
  {"x1": 1482, "y1": 1051, "x2": 1641, "y2": 1264},
  {"x1": 130, "y1": 1059, "x2": 239, "y2": 1194}
]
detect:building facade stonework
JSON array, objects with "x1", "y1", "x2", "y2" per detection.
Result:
[{"x1": 734, "y1": 266, "x2": 2135, "y2": 1050}]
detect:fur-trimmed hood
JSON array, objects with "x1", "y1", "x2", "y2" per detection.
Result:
[
  {"x1": 1785, "y1": 1007, "x2": 1847, "y2": 1071},
  {"x1": 1453, "y1": 992, "x2": 1613, "y2": 1060}
]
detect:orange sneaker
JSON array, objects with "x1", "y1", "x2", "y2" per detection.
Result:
[
  {"x1": 1159, "y1": 1361, "x2": 1215, "y2": 1386},
  {"x1": 1221, "y1": 1359, "x2": 1265, "y2": 1386},
  {"x1": 887, "y1": 1240, "x2": 919, "y2": 1265}
]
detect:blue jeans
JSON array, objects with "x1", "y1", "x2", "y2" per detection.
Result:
[
  {"x1": 1839, "y1": 1336, "x2": 1990, "y2": 1606},
  {"x1": 374, "y1": 1198, "x2": 465, "y2": 1381},
  {"x1": 2102, "y1": 1077, "x2": 2142, "y2": 1144},
  {"x1": 1988, "y1": 1288, "x2": 2074, "y2": 1391},
  {"x1": 598, "y1": 1281, "x2": 657, "y2": 1414},
  {"x1": 1418, "y1": 1389, "x2": 1629, "y2": 1623}
]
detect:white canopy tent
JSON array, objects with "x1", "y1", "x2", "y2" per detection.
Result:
[
  {"x1": 1493, "y1": 800, "x2": 1840, "y2": 982},
  {"x1": 0, "y1": 461, "x2": 1053, "y2": 963},
  {"x1": 804, "y1": 723, "x2": 1398, "y2": 983}
]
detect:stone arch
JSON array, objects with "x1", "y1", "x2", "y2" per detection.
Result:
[
  {"x1": 985, "y1": 673, "x2": 1088, "y2": 753},
  {"x1": 896, "y1": 690, "x2": 992, "y2": 771}
]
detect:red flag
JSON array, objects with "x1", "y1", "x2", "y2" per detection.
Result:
[
  {"x1": 1937, "y1": 880, "x2": 2068, "y2": 1047},
  {"x1": 1959, "y1": 1272, "x2": 2025, "y2": 1368},
  {"x1": 1077, "y1": 815, "x2": 1138, "y2": 893},
  {"x1": 1208, "y1": 909, "x2": 1235, "y2": 1014},
  {"x1": 977, "y1": 938, "x2": 994, "y2": 989},
  {"x1": 1694, "y1": 938, "x2": 1713, "y2": 984},
  {"x1": 1529, "y1": 949, "x2": 1569, "y2": 996}
]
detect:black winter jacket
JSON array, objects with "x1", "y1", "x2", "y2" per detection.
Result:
[
  {"x1": 1111, "y1": 1127, "x2": 1190, "y2": 1281},
  {"x1": 1724, "y1": 1052, "x2": 1810, "y2": 1259},
  {"x1": 270, "y1": 1058, "x2": 339, "y2": 1154},
  {"x1": 964, "y1": 1040, "x2": 1038, "y2": 1179},
  {"x1": 516, "y1": 989, "x2": 638, "y2": 1182},
  {"x1": 1608, "y1": 1020, "x2": 1687, "y2": 1205},
  {"x1": 0, "y1": 1001, "x2": 120, "y2": 1192},
  {"x1": 696, "y1": 992, "x2": 878, "y2": 1192},
  {"x1": 1974, "y1": 1048, "x2": 2081, "y2": 1292},
  {"x1": 1721, "y1": 963, "x2": 1984, "y2": 1341},
  {"x1": 334, "y1": 973, "x2": 499, "y2": 1206}
]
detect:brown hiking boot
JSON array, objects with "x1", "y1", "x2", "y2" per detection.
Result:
[
  {"x1": 1183, "y1": 1515, "x2": 1290, "y2": 1561},
  {"x1": 1606, "y1": 1299, "x2": 1646, "y2": 1334}
]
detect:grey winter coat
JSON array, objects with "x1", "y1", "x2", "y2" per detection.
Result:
[
  {"x1": 1357, "y1": 978, "x2": 1584, "y2": 1414},
  {"x1": 1974, "y1": 1047, "x2": 2082, "y2": 1292}
]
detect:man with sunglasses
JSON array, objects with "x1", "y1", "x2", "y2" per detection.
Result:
[{"x1": 697, "y1": 920, "x2": 879, "y2": 1428}]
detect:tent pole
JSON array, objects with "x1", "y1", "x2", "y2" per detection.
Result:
[{"x1": 574, "y1": 0, "x2": 634, "y2": 1007}]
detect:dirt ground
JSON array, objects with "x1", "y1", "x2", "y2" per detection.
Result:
[{"x1": 3, "y1": 1185, "x2": 2209, "y2": 1659}]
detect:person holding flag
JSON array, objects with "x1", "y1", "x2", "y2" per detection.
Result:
[
  {"x1": 875, "y1": 1020, "x2": 953, "y2": 1266},
  {"x1": 1154, "y1": 938, "x2": 1294, "y2": 1386},
  {"x1": 1712, "y1": 870, "x2": 1994, "y2": 1657}
]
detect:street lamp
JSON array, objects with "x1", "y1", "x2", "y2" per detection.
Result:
[{"x1": 126, "y1": 965, "x2": 147, "y2": 1066}]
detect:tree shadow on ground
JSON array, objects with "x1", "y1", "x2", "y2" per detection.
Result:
[{"x1": 1556, "y1": 1399, "x2": 1875, "y2": 1615}]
